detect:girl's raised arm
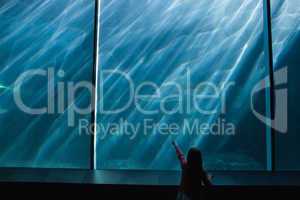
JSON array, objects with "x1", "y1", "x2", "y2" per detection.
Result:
[{"x1": 172, "y1": 141, "x2": 187, "y2": 167}]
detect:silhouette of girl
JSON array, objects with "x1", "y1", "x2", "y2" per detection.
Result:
[{"x1": 172, "y1": 141, "x2": 212, "y2": 200}]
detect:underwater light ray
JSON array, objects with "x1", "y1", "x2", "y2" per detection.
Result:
[
  {"x1": 0, "y1": 0, "x2": 94, "y2": 168},
  {"x1": 97, "y1": 0, "x2": 268, "y2": 169}
]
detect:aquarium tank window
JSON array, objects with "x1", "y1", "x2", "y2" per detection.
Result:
[
  {"x1": 96, "y1": 0, "x2": 268, "y2": 170},
  {"x1": 271, "y1": 0, "x2": 300, "y2": 170},
  {"x1": 0, "y1": 0, "x2": 298, "y2": 173},
  {"x1": 0, "y1": 0, "x2": 95, "y2": 168}
]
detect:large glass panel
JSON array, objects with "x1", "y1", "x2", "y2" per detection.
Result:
[
  {"x1": 96, "y1": 0, "x2": 267, "y2": 170},
  {"x1": 0, "y1": 0, "x2": 95, "y2": 168},
  {"x1": 271, "y1": 0, "x2": 300, "y2": 170}
]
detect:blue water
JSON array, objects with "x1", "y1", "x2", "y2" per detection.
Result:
[
  {"x1": 96, "y1": 0, "x2": 267, "y2": 170},
  {"x1": 271, "y1": 0, "x2": 300, "y2": 170},
  {"x1": 0, "y1": 0, "x2": 299, "y2": 171},
  {"x1": 0, "y1": 0, "x2": 95, "y2": 168}
]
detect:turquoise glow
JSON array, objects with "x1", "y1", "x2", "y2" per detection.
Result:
[
  {"x1": 271, "y1": 0, "x2": 300, "y2": 170},
  {"x1": 96, "y1": 0, "x2": 268, "y2": 170},
  {"x1": 0, "y1": 0, "x2": 95, "y2": 168},
  {"x1": 0, "y1": 0, "x2": 298, "y2": 171}
]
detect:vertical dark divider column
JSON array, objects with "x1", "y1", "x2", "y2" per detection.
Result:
[
  {"x1": 90, "y1": 0, "x2": 100, "y2": 170},
  {"x1": 263, "y1": 0, "x2": 276, "y2": 172}
]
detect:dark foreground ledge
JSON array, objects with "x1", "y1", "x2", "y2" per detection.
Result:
[
  {"x1": 0, "y1": 182, "x2": 299, "y2": 200},
  {"x1": 0, "y1": 168, "x2": 300, "y2": 185}
]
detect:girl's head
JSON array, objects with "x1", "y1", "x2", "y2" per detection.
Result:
[{"x1": 187, "y1": 148, "x2": 203, "y2": 170}]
